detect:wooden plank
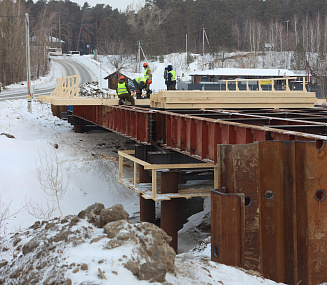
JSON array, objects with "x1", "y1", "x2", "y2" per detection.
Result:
[
  {"x1": 316, "y1": 98, "x2": 327, "y2": 105},
  {"x1": 151, "y1": 89, "x2": 316, "y2": 109},
  {"x1": 118, "y1": 150, "x2": 152, "y2": 167},
  {"x1": 152, "y1": 103, "x2": 315, "y2": 109},
  {"x1": 143, "y1": 163, "x2": 217, "y2": 170},
  {"x1": 38, "y1": 95, "x2": 53, "y2": 103},
  {"x1": 133, "y1": 162, "x2": 137, "y2": 188},
  {"x1": 152, "y1": 169, "x2": 157, "y2": 199},
  {"x1": 118, "y1": 155, "x2": 123, "y2": 181},
  {"x1": 155, "y1": 90, "x2": 314, "y2": 97},
  {"x1": 38, "y1": 97, "x2": 151, "y2": 106},
  {"x1": 118, "y1": 150, "x2": 135, "y2": 155},
  {"x1": 164, "y1": 97, "x2": 316, "y2": 104}
]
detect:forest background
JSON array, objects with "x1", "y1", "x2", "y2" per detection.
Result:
[{"x1": 1, "y1": 0, "x2": 327, "y2": 88}]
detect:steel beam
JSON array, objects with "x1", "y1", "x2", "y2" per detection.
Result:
[
  {"x1": 161, "y1": 171, "x2": 179, "y2": 252},
  {"x1": 135, "y1": 145, "x2": 155, "y2": 224},
  {"x1": 72, "y1": 106, "x2": 327, "y2": 163}
]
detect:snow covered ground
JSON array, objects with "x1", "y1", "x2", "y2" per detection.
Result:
[{"x1": 0, "y1": 54, "x2": 289, "y2": 284}]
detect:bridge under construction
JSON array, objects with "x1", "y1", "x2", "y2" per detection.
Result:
[{"x1": 39, "y1": 75, "x2": 327, "y2": 285}]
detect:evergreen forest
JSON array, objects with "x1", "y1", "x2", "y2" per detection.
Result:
[{"x1": 1, "y1": 0, "x2": 327, "y2": 86}]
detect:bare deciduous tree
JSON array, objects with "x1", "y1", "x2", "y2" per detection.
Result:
[
  {"x1": 0, "y1": 196, "x2": 25, "y2": 239},
  {"x1": 26, "y1": 152, "x2": 68, "y2": 219}
]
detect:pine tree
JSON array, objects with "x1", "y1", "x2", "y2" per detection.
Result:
[{"x1": 291, "y1": 43, "x2": 307, "y2": 70}]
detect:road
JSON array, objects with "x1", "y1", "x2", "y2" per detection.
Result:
[{"x1": 0, "y1": 56, "x2": 97, "y2": 101}]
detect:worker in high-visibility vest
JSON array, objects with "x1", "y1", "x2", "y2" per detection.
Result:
[
  {"x1": 132, "y1": 77, "x2": 152, "y2": 99},
  {"x1": 164, "y1": 67, "x2": 169, "y2": 89},
  {"x1": 116, "y1": 75, "x2": 135, "y2": 106},
  {"x1": 143, "y1": 63, "x2": 152, "y2": 80},
  {"x1": 167, "y1": 65, "x2": 176, "y2": 90}
]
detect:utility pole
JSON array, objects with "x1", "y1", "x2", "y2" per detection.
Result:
[
  {"x1": 25, "y1": 13, "x2": 32, "y2": 113},
  {"x1": 99, "y1": 50, "x2": 102, "y2": 89},
  {"x1": 202, "y1": 27, "x2": 205, "y2": 55},
  {"x1": 186, "y1": 34, "x2": 188, "y2": 66},
  {"x1": 137, "y1": 41, "x2": 141, "y2": 73},
  {"x1": 59, "y1": 13, "x2": 61, "y2": 50},
  {"x1": 286, "y1": 20, "x2": 289, "y2": 69}
]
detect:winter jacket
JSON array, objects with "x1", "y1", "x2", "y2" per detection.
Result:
[
  {"x1": 134, "y1": 77, "x2": 148, "y2": 89},
  {"x1": 167, "y1": 65, "x2": 176, "y2": 84},
  {"x1": 144, "y1": 67, "x2": 152, "y2": 80},
  {"x1": 116, "y1": 79, "x2": 131, "y2": 95}
]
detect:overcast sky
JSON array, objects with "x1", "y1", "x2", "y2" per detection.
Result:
[{"x1": 71, "y1": 0, "x2": 145, "y2": 11}]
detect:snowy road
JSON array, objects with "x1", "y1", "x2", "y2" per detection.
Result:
[
  {"x1": 0, "y1": 56, "x2": 97, "y2": 101},
  {"x1": 53, "y1": 56, "x2": 98, "y2": 83}
]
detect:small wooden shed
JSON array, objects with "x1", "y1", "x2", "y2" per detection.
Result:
[{"x1": 104, "y1": 71, "x2": 131, "y2": 90}]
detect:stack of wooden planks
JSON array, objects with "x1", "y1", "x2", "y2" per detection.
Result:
[{"x1": 150, "y1": 90, "x2": 318, "y2": 109}]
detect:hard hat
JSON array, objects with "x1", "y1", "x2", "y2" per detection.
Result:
[
  {"x1": 143, "y1": 63, "x2": 148, "y2": 67},
  {"x1": 120, "y1": 75, "x2": 125, "y2": 80},
  {"x1": 148, "y1": 79, "x2": 152, "y2": 85}
]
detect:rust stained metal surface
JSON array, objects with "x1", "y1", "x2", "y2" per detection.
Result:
[
  {"x1": 159, "y1": 110, "x2": 326, "y2": 162},
  {"x1": 161, "y1": 172, "x2": 179, "y2": 251},
  {"x1": 213, "y1": 141, "x2": 327, "y2": 285},
  {"x1": 211, "y1": 189, "x2": 245, "y2": 267},
  {"x1": 74, "y1": 105, "x2": 153, "y2": 144},
  {"x1": 295, "y1": 141, "x2": 327, "y2": 285},
  {"x1": 72, "y1": 106, "x2": 327, "y2": 163}
]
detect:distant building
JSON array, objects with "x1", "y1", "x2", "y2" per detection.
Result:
[
  {"x1": 178, "y1": 68, "x2": 312, "y2": 93},
  {"x1": 104, "y1": 71, "x2": 132, "y2": 90},
  {"x1": 189, "y1": 68, "x2": 307, "y2": 84}
]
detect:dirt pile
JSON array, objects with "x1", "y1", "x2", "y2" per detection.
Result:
[{"x1": 0, "y1": 203, "x2": 176, "y2": 284}]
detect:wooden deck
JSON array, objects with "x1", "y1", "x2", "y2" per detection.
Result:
[
  {"x1": 150, "y1": 90, "x2": 317, "y2": 109},
  {"x1": 38, "y1": 95, "x2": 150, "y2": 106},
  {"x1": 38, "y1": 75, "x2": 320, "y2": 109}
]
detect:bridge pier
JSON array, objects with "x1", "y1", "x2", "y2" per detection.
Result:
[
  {"x1": 161, "y1": 171, "x2": 179, "y2": 252},
  {"x1": 139, "y1": 166, "x2": 155, "y2": 224},
  {"x1": 135, "y1": 145, "x2": 156, "y2": 224}
]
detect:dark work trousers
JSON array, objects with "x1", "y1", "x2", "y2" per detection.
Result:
[
  {"x1": 167, "y1": 82, "x2": 176, "y2": 90},
  {"x1": 119, "y1": 93, "x2": 135, "y2": 105},
  {"x1": 133, "y1": 79, "x2": 143, "y2": 98}
]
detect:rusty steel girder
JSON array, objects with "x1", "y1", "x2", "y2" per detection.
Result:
[
  {"x1": 212, "y1": 141, "x2": 327, "y2": 285},
  {"x1": 156, "y1": 110, "x2": 326, "y2": 163},
  {"x1": 73, "y1": 105, "x2": 153, "y2": 144},
  {"x1": 72, "y1": 106, "x2": 327, "y2": 163}
]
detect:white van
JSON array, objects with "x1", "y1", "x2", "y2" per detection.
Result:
[{"x1": 68, "y1": 51, "x2": 80, "y2": 56}]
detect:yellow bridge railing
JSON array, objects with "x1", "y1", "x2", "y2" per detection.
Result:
[{"x1": 223, "y1": 76, "x2": 307, "y2": 92}]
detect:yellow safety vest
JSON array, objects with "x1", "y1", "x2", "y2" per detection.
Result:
[
  {"x1": 117, "y1": 82, "x2": 128, "y2": 95},
  {"x1": 144, "y1": 68, "x2": 151, "y2": 79},
  {"x1": 169, "y1": 70, "x2": 176, "y2": 81},
  {"x1": 135, "y1": 77, "x2": 146, "y2": 84}
]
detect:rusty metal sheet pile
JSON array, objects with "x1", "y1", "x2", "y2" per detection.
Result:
[{"x1": 212, "y1": 141, "x2": 327, "y2": 285}]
